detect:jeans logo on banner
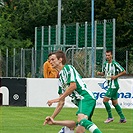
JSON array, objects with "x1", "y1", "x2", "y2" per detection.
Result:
[{"x1": 98, "y1": 81, "x2": 108, "y2": 91}]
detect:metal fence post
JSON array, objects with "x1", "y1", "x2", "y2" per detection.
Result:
[
  {"x1": 126, "y1": 50, "x2": 128, "y2": 74},
  {"x1": 85, "y1": 21, "x2": 88, "y2": 76},
  {"x1": 102, "y1": 19, "x2": 107, "y2": 67},
  {"x1": 56, "y1": 25, "x2": 58, "y2": 49},
  {"x1": 21, "y1": 48, "x2": 23, "y2": 77},
  {"x1": 34, "y1": 27, "x2": 37, "y2": 76},
  {"x1": 31, "y1": 47, "x2": 35, "y2": 77},
  {"x1": 94, "y1": 20, "x2": 97, "y2": 76},
  {"x1": 63, "y1": 24, "x2": 66, "y2": 51},
  {"x1": 23, "y1": 49, "x2": 25, "y2": 77},
  {"x1": 76, "y1": 22, "x2": 79, "y2": 49},
  {"x1": 6, "y1": 48, "x2": 8, "y2": 77},
  {"x1": 41, "y1": 26, "x2": 44, "y2": 73},
  {"x1": 113, "y1": 18, "x2": 116, "y2": 60},
  {"x1": 13, "y1": 48, "x2": 16, "y2": 77},
  {"x1": 48, "y1": 25, "x2": 51, "y2": 51}
]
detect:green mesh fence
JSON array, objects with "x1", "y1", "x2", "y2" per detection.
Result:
[
  {"x1": 65, "y1": 24, "x2": 76, "y2": 45},
  {"x1": 79, "y1": 23, "x2": 85, "y2": 47},
  {"x1": 106, "y1": 22, "x2": 113, "y2": 50},
  {"x1": 36, "y1": 27, "x2": 42, "y2": 50},
  {"x1": 35, "y1": 20, "x2": 114, "y2": 77},
  {"x1": 97, "y1": 22, "x2": 104, "y2": 47},
  {"x1": 36, "y1": 20, "x2": 113, "y2": 50}
]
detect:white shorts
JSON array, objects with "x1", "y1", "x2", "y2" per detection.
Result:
[{"x1": 58, "y1": 126, "x2": 74, "y2": 133}]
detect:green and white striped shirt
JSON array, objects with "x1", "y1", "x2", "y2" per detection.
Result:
[
  {"x1": 58, "y1": 65, "x2": 95, "y2": 106},
  {"x1": 102, "y1": 60, "x2": 125, "y2": 88}
]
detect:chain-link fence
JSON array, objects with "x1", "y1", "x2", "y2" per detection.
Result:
[
  {"x1": 0, "y1": 48, "x2": 133, "y2": 78},
  {"x1": 0, "y1": 48, "x2": 35, "y2": 78},
  {"x1": 65, "y1": 47, "x2": 104, "y2": 77},
  {"x1": 115, "y1": 50, "x2": 133, "y2": 75}
]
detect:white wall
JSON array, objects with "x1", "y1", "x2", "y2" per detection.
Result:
[{"x1": 27, "y1": 78, "x2": 133, "y2": 108}]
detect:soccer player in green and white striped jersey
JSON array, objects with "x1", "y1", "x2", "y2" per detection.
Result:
[
  {"x1": 44, "y1": 50, "x2": 102, "y2": 133},
  {"x1": 97, "y1": 50, "x2": 126, "y2": 124}
]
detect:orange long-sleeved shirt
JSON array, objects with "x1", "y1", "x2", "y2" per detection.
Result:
[{"x1": 43, "y1": 60, "x2": 58, "y2": 78}]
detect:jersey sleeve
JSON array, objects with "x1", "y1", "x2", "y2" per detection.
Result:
[
  {"x1": 58, "y1": 86, "x2": 63, "y2": 95},
  {"x1": 115, "y1": 61, "x2": 125, "y2": 72}
]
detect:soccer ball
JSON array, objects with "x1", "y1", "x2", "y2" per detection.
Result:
[{"x1": 58, "y1": 126, "x2": 74, "y2": 133}]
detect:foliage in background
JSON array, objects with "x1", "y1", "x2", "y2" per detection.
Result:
[
  {"x1": 0, "y1": 0, "x2": 133, "y2": 50},
  {"x1": 95, "y1": 0, "x2": 133, "y2": 50},
  {"x1": 0, "y1": 1, "x2": 32, "y2": 50}
]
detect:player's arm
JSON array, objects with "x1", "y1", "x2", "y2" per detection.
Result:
[
  {"x1": 59, "y1": 82, "x2": 76, "y2": 100},
  {"x1": 111, "y1": 70, "x2": 126, "y2": 80},
  {"x1": 47, "y1": 82, "x2": 76, "y2": 106},
  {"x1": 97, "y1": 71, "x2": 105, "y2": 76},
  {"x1": 43, "y1": 95, "x2": 64, "y2": 125},
  {"x1": 45, "y1": 117, "x2": 76, "y2": 130},
  {"x1": 51, "y1": 95, "x2": 65, "y2": 119}
]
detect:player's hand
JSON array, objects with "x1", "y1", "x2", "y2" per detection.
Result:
[
  {"x1": 47, "y1": 100, "x2": 53, "y2": 106},
  {"x1": 43, "y1": 116, "x2": 55, "y2": 126},
  {"x1": 47, "y1": 98, "x2": 60, "y2": 106},
  {"x1": 97, "y1": 71, "x2": 101, "y2": 75},
  {"x1": 111, "y1": 75, "x2": 117, "y2": 80},
  {"x1": 43, "y1": 116, "x2": 50, "y2": 125},
  {"x1": 47, "y1": 117, "x2": 55, "y2": 125}
]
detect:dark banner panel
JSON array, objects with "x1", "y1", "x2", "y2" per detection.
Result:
[
  {"x1": 0, "y1": 78, "x2": 2, "y2": 105},
  {"x1": 0, "y1": 93, "x2": 2, "y2": 105},
  {"x1": 0, "y1": 78, "x2": 26, "y2": 106}
]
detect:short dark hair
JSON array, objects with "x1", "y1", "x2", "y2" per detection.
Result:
[
  {"x1": 106, "y1": 50, "x2": 113, "y2": 55},
  {"x1": 55, "y1": 50, "x2": 66, "y2": 65},
  {"x1": 48, "y1": 52, "x2": 55, "y2": 58}
]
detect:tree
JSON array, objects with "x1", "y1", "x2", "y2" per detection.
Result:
[
  {"x1": 8, "y1": 0, "x2": 52, "y2": 43},
  {"x1": 0, "y1": 0, "x2": 132, "y2": 50},
  {"x1": 0, "y1": 9, "x2": 32, "y2": 51},
  {"x1": 61, "y1": 0, "x2": 91, "y2": 23},
  {"x1": 95, "y1": 0, "x2": 133, "y2": 50}
]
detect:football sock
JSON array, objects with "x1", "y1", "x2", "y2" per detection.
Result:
[
  {"x1": 103, "y1": 102, "x2": 113, "y2": 118},
  {"x1": 79, "y1": 119, "x2": 102, "y2": 133},
  {"x1": 114, "y1": 104, "x2": 125, "y2": 119}
]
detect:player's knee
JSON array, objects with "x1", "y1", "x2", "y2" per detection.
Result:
[
  {"x1": 112, "y1": 100, "x2": 118, "y2": 106},
  {"x1": 77, "y1": 115, "x2": 87, "y2": 123},
  {"x1": 103, "y1": 97, "x2": 109, "y2": 102},
  {"x1": 76, "y1": 125, "x2": 85, "y2": 133},
  {"x1": 112, "y1": 103, "x2": 117, "y2": 107}
]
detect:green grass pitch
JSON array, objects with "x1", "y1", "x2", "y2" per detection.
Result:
[{"x1": 0, "y1": 106, "x2": 133, "y2": 133}]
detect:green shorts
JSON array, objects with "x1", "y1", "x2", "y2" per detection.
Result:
[
  {"x1": 105, "y1": 87, "x2": 119, "y2": 100},
  {"x1": 76, "y1": 99, "x2": 96, "y2": 121}
]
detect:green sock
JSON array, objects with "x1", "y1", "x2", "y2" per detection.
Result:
[
  {"x1": 114, "y1": 104, "x2": 125, "y2": 119},
  {"x1": 93, "y1": 128, "x2": 102, "y2": 133},
  {"x1": 103, "y1": 102, "x2": 113, "y2": 118},
  {"x1": 79, "y1": 119, "x2": 102, "y2": 133}
]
